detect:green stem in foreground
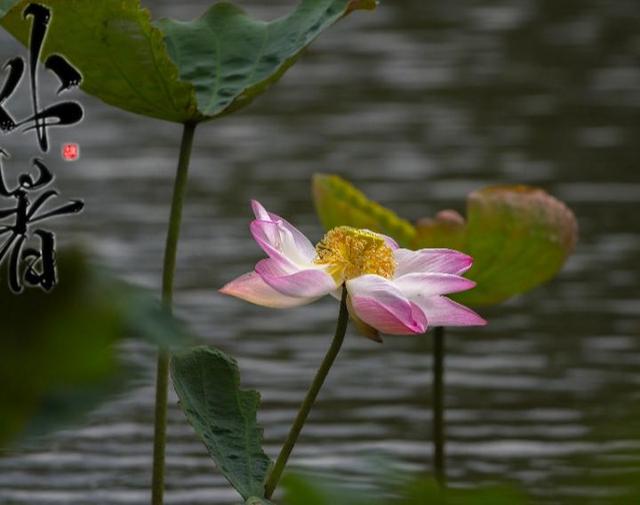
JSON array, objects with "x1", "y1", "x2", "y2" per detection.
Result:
[
  {"x1": 151, "y1": 121, "x2": 197, "y2": 505},
  {"x1": 264, "y1": 286, "x2": 350, "y2": 499},
  {"x1": 433, "y1": 326, "x2": 446, "y2": 487}
]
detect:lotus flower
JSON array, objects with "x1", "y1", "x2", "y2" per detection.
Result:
[{"x1": 221, "y1": 201, "x2": 486, "y2": 337}]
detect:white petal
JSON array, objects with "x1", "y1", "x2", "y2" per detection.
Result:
[
  {"x1": 412, "y1": 296, "x2": 486, "y2": 327},
  {"x1": 393, "y1": 272, "x2": 476, "y2": 298},
  {"x1": 394, "y1": 248, "x2": 473, "y2": 276}
]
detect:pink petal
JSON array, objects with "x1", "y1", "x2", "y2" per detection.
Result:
[
  {"x1": 250, "y1": 220, "x2": 296, "y2": 271},
  {"x1": 346, "y1": 275, "x2": 427, "y2": 335},
  {"x1": 394, "y1": 248, "x2": 473, "y2": 276},
  {"x1": 253, "y1": 257, "x2": 294, "y2": 276},
  {"x1": 250, "y1": 201, "x2": 316, "y2": 264},
  {"x1": 251, "y1": 200, "x2": 271, "y2": 221},
  {"x1": 393, "y1": 273, "x2": 476, "y2": 298},
  {"x1": 346, "y1": 298, "x2": 383, "y2": 342},
  {"x1": 219, "y1": 272, "x2": 316, "y2": 309},
  {"x1": 250, "y1": 219, "x2": 315, "y2": 272},
  {"x1": 269, "y1": 216, "x2": 316, "y2": 260},
  {"x1": 413, "y1": 295, "x2": 486, "y2": 327},
  {"x1": 255, "y1": 259, "x2": 337, "y2": 298}
]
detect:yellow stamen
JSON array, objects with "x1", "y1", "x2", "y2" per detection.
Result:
[{"x1": 315, "y1": 226, "x2": 396, "y2": 282}]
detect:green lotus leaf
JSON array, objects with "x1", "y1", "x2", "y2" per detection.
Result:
[
  {"x1": 313, "y1": 173, "x2": 416, "y2": 246},
  {"x1": 312, "y1": 174, "x2": 578, "y2": 307},
  {"x1": 415, "y1": 185, "x2": 578, "y2": 306},
  {"x1": 171, "y1": 346, "x2": 271, "y2": 500},
  {"x1": 0, "y1": 0, "x2": 376, "y2": 123},
  {"x1": 0, "y1": 248, "x2": 193, "y2": 448}
]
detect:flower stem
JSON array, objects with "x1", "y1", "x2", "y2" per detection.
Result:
[
  {"x1": 264, "y1": 286, "x2": 349, "y2": 499},
  {"x1": 432, "y1": 326, "x2": 446, "y2": 486},
  {"x1": 151, "y1": 121, "x2": 197, "y2": 505}
]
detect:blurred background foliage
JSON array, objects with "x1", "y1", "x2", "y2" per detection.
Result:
[
  {"x1": 282, "y1": 471, "x2": 529, "y2": 505},
  {"x1": 0, "y1": 249, "x2": 192, "y2": 448}
]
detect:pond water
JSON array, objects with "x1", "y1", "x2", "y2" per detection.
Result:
[{"x1": 0, "y1": 0, "x2": 639, "y2": 503}]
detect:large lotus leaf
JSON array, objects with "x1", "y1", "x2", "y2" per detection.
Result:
[
  {"x1": 0, "y1": 0, "x2": 195, "y2": 122},
  {"x1": 171, "y1": 346, "x2": 271, "y2": 500},
  {"x1": 0, "y1": 248, "x2": 192, "y2": 448},
  {"x1": 312, "y1": 174, "x2": 578, "y2": 307},
  {"x1": 0, "y1": 0, "x2": 376, "y2": 123}
]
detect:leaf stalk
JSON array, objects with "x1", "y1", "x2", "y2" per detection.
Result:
[{"x1": 151, "y1": 120, "x2": 197, "y2": 505}]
